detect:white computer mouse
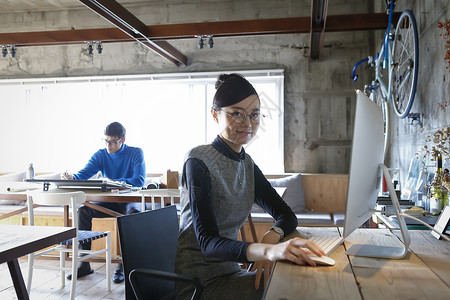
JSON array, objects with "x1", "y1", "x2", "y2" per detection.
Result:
[{"x1": 308, "y1": 255, "x2": 336, "y2": 266}]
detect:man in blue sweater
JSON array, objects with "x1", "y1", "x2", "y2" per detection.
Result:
[{"x1": 62, "y1": 121, "x2": 145, "y2": 283}]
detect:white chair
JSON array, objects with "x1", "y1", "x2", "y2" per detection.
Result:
[
  {"x1": 139, "y1": 188, "x2": 180, "y2": 211},
  {"x1": 27, "y1": 190, "x2": 111, "y2": 299}
]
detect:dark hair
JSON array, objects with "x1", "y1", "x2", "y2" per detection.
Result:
[
  {"x1": 104, "y1": 122, "x2": 126, "y2": 139},
  {"x1": 212, "y1": 73, "x2": 257, "y2": 109}
]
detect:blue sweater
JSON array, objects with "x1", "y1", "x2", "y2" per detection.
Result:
[{"x1": 73, "y1": 144, "x2": 146, "y2": 187}]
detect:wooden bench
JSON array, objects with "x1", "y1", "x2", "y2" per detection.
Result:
[{"x1": 240, "y1": 173, "x2": 348, "y2": 242}]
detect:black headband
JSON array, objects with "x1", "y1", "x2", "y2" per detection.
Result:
[{"x1": 213, "y1": 74, "x2": 257, "y2": 108}]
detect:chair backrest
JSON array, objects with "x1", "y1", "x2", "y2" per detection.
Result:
[
  {"x1": 27, "y1": 190, "x2": 86, "y2": 229},
  {"x1": 27, "y1": 190, "x2": 86, "y2": 206},
  {"x1": 117, "y1": 205, "x2": 179, "y2": 300}
]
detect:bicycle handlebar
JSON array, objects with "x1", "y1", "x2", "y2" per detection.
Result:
[{"x1": 352, "y1": 58, "x2": 369, "y2": 82}]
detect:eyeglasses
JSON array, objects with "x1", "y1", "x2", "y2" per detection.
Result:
[
  {"x1": 104, "y1": 138, "x2": 122, "y2": 145},
  {"x1": 220, "y1": 109, "x2": 265, "y2": 124}
]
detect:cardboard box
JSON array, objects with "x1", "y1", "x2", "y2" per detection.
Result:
[{"x1": 161, "y1": 170, "x2": 179, "y2": 189}]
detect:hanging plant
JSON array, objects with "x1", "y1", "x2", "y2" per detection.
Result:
[
  {"x1": 438, "y1": 20, "x2": 450, "y2": 71},
  {"x1": 417, "y1": 127, "x2": 450, "y2": 166}
]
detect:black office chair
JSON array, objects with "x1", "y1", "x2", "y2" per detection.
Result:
[{"x1": 117, "y1": 205, "x2": 203, "y2": 300}]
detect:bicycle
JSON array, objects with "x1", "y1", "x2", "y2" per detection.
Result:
[{"x1": 352, "y1": 0, "x2": 419, "y2": 159}]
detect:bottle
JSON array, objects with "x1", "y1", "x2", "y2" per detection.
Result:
[
  {"x1": 26, "y1": 163, "x2": 35, "y2": 180},
  {"x1": 429, "y1": 154, "x2": 448, "y2": 216},
  {"x1": 443, "y1": 169, "x2": 450, "y2": 208}
]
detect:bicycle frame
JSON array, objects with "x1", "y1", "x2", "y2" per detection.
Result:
[
  {"x1": 355, "y1": 0, "x2": 395, "y2": 103},
  {"x1": 373, "y1": 42, "x2": 393, "y2": 104}
]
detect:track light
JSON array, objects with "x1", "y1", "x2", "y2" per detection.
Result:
[
  {"x1": 96, "y1": 42, "x2": 103, "y2": 54},
  {"x1": 196, "y1": 35, "x2": 214, "y2": 49},
  {"x1": 1, "y1": 45, "x2": 18, "y2": 58},
  {"x1": 85, "y1": 41, "x2": 103, "y2": 55},
  {"x1": 208, "y1": 36, "x2": 214, "y2": 48},
  {"x1": 197, "y1": 36, "x2": 204, "y2": 49},
  {"x1": 10, "y1": 46, "x2": 16, "y2": 57},
  {"x1": 87, "y1": 43, "x2": 93, "y2": 55}
]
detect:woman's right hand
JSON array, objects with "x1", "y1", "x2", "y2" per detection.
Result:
[{"x1": 266, "y1": 237, "x2": 326, "y2": 267}]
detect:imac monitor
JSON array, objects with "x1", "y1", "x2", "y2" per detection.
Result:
[{"x1": 342, "y1": 90, "x2": 410, "y2": 259}]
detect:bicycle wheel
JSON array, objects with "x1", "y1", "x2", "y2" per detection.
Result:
[{"x1": 391, "y1": 10, "x2": 419, "y2": 118}]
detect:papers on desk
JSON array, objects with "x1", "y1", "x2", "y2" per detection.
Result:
[
  {"x1": 0, "y1": 182, "x2": 41, "y2": 193},
  {"x1": 25, "y1": 179, "x2": 133, "y2": 192}
]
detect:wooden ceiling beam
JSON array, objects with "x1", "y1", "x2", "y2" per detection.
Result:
[
  {"x1": 310, "y1": 0, "x2": 329, "y2": 59},
  {"x1": 325, "y1": 12, "x2": 400, "y2": 32},
  {"x1": 78, "y1": 0, "x2": 187, "y2": 66},
  {"x1": 0, "y1": 13, "x2": 401, "y2": 47}
]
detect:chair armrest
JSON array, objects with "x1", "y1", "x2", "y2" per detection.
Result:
[{"x1": 129, "y1": 268, "x2": 203, "y2": 300}]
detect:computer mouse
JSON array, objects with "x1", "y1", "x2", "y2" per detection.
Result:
[{"x1": 308, "y1": 255, "x2": 336, "y2": 266}]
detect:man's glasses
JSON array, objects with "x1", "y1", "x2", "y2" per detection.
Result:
[
  {"x1": 104, "y1": 138, "x2": 122, "y2": 145},
  {"x1": 220, "y1": 109, "x2": 265, "y2": 124}
]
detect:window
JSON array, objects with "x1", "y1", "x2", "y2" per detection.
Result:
[{"x1": 0, "y1": 70, "x2": 284, "y2": 175}]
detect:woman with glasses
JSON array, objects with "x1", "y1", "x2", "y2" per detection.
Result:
[{"x1": 175, "y1": 74, "x2": 325, "y2": 299}]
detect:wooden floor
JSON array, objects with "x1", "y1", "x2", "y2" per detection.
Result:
[{"x1": 0, "y1": 258, "x2": 124, "y2": 300}]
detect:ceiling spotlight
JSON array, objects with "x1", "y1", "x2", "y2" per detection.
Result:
[
  {"x1": 197, "y1": 36, "x2": 204, "y2": 49},
  {"x1": 96, "y1": 42, "x2": 103, "y2": 54},
  {"x1": 208, "y1": 36, "x2": 214, "y2": 49},
  {"x1": 86, "y1": 42, "x2": 93, "y2": 55},
  {"x1": 196, "y1": 35, "x2": 214, "y2": 50},
  {"x1": 2, "y1": 46, "x2": 7, "y2": 58},
  {"x1": 10, "y1": 46, "x2": 16, "y2": 57}
]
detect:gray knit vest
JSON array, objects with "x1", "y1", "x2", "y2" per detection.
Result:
[{"x1": 175, "y1": 144, "x2": 255, "y2": 282}]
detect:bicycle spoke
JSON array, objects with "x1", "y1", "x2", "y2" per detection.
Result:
[
  {"x1": 394, "y1": 73, "x2": 413, "y2": 111},
  {"x1": 398, "y1": 71, "x2": 412, "y2": 92},
  {"x1": 397, "y1": 40, "x2": 414, "y2": 62}
]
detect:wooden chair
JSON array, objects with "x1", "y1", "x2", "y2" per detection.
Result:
[
  {"x1": 117, "y1": 205, "x2": 203, "y2": 300},
  {"x1": 27, "y1": 190, "x2": 111, "y2": 300}
]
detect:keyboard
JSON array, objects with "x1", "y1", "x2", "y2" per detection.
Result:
[{"x1": 308, "y1": 235, "x2": 344, "y2": 256}]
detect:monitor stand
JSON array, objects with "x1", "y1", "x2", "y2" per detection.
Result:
[{"x1": 345, "y1": 164, "x2": 411, "y2": 259}]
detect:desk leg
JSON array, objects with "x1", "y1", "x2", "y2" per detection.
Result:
[
  {"x1": 141, "y1": 195, "x2": 146, "y2": 212},
  {"x1": 64, "y1": 205, "x2": 69, "y2": 227},
  {"x1": 7, "y1": 259, "x2": 30, "y2": 300}
]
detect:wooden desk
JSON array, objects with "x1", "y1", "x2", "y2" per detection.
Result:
[
  {"x1": 0, "y1": 224, "x2": 76, "y2": 300},
  {"x1": 1, "y1": 187, "x2": 182, "y2": 221},
  {"x1": 264, "y1": 227, "x2": 450, "y2": 300},
  {"x1": 0, "y1": 188, "x2": 145, "y2": 221}
]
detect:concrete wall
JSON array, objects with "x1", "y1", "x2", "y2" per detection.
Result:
[
  {"x1": 382, "y1": 0, "x2": 450, "y2": 189},
  {"x1": 1, "y1": 0, "x2": 380, "y2": 174}
]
